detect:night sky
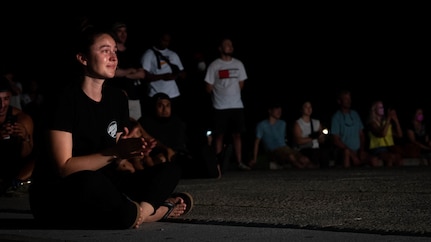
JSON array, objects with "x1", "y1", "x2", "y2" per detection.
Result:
[{"x1": 1, "y1": 5, "x2": 428, "y2": 128}]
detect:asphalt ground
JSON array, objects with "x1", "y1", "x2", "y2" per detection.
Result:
[{"x1": 1, "y1": 166, "x2": 431, "y2": 241}]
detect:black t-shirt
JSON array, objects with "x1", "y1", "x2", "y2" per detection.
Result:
[{"x1": 32, "y1": 82, "x2": 129, "y2": 181}]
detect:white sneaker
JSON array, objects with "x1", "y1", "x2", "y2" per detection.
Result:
[
  {"x1": 269, "y1": 161, "x2": 283, "y2": 170},
  {"x1": 238, "y1": 162, "x2": 251, "y2": 171}
]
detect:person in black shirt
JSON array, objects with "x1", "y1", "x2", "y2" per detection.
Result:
[{"x1": 29, "y1": 26, "x2": 193, "y2": 229}]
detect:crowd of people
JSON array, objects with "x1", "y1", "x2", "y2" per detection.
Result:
[{"x1": 0, "y1": 17, "x2": 430, "y2": 229}]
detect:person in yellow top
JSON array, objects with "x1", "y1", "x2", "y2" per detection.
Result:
[{"x1": 367, "y1": 100, "x2": 404, "y2": 167}]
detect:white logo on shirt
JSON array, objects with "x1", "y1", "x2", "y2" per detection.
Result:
[{"x1": 107, "y1": 121, "x2": 117, "y2": 139}]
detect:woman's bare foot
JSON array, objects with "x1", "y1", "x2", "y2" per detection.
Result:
[{"x1": 133, "y1": 203, "x2": 144, "y2": 229}]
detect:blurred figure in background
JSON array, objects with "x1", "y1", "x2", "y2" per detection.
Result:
[
  {"x1": 330, "y1": 90, "x2": 379, "y2": 168},
  {"x1": 404, "y1": 107, "x2": 431, "y2": 166},
  {"x1": 366, "y1": 100, "x2": 404, "y2": 167},
  {"x1": 204, "y1": 37, "x2": 250, "y2": 173},
  {"x1": 0, "y1": 76, "x2": 34, "y2": 196},
  {"x1": 106, "y1": 21, "x2": 146, "y2": 120},
  {"x1": 292, "y1": 100, "x2": 331, "y2": 168},
  {"x1": 141, "y1": 30, "x2": 186, "y2": 118},
  {"x1": 250, "y1": 101, "x2": 316, "y2": 170}
]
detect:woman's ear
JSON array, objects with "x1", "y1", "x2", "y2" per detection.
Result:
[{"x1": 76, "y1": 53, "x2": 88, "y2": 66}]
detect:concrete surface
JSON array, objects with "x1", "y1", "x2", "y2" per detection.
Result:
[{"x1": 1, "y1": 166, "x2": 431, "y2": 241}]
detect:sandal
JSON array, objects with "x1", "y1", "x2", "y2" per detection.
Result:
[{"x1": 161, "y1": 192, "x2": 194, "y2": 220}]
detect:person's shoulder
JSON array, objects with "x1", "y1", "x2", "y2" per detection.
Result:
[
  {"x1": 11, "y1": 106, "x2": 23, "y2": 116},
  {"x1": 232, "y1": 57, "x2": 243, "y2": 63},
  {"x1": 331, "y1": 110, "x2": 342, "y2": 117},
  {"x1": 11, "y1": 106, "x2": 32, "y2": 123}
]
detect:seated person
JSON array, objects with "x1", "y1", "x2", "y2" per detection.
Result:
[
  {"x1": 249, "y1": 100, "x2": 316, "y2": 169},
  {"x1": 138, "y1": 92, "x2": 219, "y2": 179},
  {"x1": 405, "y1": 107, "x2": 431, "y2": 166},
  {"x1": 331, "y1": 90, "x2": 380, "y2": 168},
  {"x1": 0, "y1": 76, "x2": 34, "y2": 196},
  {"x1": 292, "y1": 100, "x2": 331, "y2": 168},
  {"x1": 126, "y1": 118, "x2": 175, "y2": 171},
  {"x1": 366, "y1": 100, "x2": 404, "y2": 167}
]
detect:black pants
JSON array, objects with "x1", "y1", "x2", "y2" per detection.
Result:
[{"x1": 29, "y1": 162, "x2": 181, "y2": 229}]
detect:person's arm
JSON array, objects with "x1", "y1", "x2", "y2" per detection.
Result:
[
  {"x1": 406, "y1": 129, "x2": 430, "y2": 150},
  {"x1": 389, "y1": 109, "x2": 403, "y2": 138},
  {"x1": 15, "y1": 111, "x2": 34, "y2": 158},
  {"x1": 50, "y1": 129, "x2": 150, "y2": 177},
  {"x1": 239, "y1": 80, "x2": 245, "y2": 90},
  {"x1": 368, "y1": 119, "x2": 390, "y2": 138},
  {"x1": 115, "y1": 67, "x2": 134, "y2": 78},
  {"x1": 143, "y1": 70, "x2": 177, "y2": 83},
  {"x1": 125, "y1": 68, "x2": 146, "y2": 80},
  {"x1": 251, "y1": 138, "x2": 261, "y2": 162},
  {"x1": 205, "y1": 82, "x2": 213, "y2": 94},
  {"x1": 292, "y1": 121, "x2": 314, "y2": 145}
]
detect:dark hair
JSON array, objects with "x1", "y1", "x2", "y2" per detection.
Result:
[
  {"x1": 75, "y1": 25, "x2": 115, "y2": 56},
  {"x1": 0, "y1": 76, "x2": 12, "y2": 93},
  {"x1": 152, "y1": 92, "x2": 170, "y2": 105},
  {"x1": 337, "y1": 89, "x2": 350, "y2": 100}
]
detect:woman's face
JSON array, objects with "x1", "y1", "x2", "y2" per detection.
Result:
[
  {"x1": 375, "y1": 102, "x2": 384, "y2": 116},
  {"x1": 84, "y1": 33, "x2": 118, "y2": 79}
]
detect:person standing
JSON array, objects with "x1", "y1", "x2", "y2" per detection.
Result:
[
  {"x1": 204, "y1": 37, "x2": 250, "y2": 173},
  {"x1": 106, "y1": 21, "x2": 146, "y2": 120},
  {"x1": 140, "y1": 30, "x2": 186, "y2": 117},
  {"x1": 28, "y1": 26, "x2": 193, "y2": 230}
]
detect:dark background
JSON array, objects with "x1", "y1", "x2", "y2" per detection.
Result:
[{"x1": 1, "y1": 4, "x2": 429, "y2": 130}]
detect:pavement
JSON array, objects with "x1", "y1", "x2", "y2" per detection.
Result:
[{"x1": 1, "y1": 165, "x2": 431, "y2": 242}]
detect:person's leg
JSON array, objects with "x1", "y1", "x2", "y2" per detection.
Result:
[
  {"x1": 232, "y1": 132, "x2": 242, "y2": 165},
  {"x1": 30, "y1": 170, "x2": 139, "y2": 229},
  {"x1": 119, "y1": 162, "x2": 186, "y2": 223},
  {"x1": 230, "y1": 109, "x2": 250, "y2": 170},
  {"x1": 343, "y1": 148, "x2": 351, "y2": 168}
]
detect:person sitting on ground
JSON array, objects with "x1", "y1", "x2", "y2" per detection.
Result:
[
  {"x1": 138, "y1": 92, "x2": 219, "y2": 179},
  {"x1": 405, "y1": 107, "x2": 431, "y2": 166},
  {"x1": 292, "y1": 100, "x2": 331, "y2": 168},
  {"x1": 28, "y1": 26, "x2": 193, "y2": 230},
  {"x1": 367, "y1": 100, "x2": 404, "y2": 167},
  {"x1": 0, "y1": 76, "x2": 35, "y2": 196},
  {"x1": 126, "y1": 117, "x2": 175, "y2": 170},
  {"x1": 330, "y1": 89, "x2": 379, "y2": 168},
  {"x1": 250, "y1": 100, "x2": 316, "y2": 169}
]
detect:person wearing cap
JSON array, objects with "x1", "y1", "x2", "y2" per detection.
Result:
[
  {"x1": 106, "y1": 21, "x2": 146, "y2": 120},
  {"x1": 0, "y1": 76, "x2": 35, "y2": 196}
]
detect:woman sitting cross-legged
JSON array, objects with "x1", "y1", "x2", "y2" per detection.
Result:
[{"x1": 28, "y1": 26, "x2": 193, "y2": 229}]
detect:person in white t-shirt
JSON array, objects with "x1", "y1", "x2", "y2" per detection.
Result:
[
  {"x1": 140, "y1": 31, "x2": 186, "y2": 117},
  {"x1": 204, "y1": 37, "x2": 250, "y2": 173}
]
